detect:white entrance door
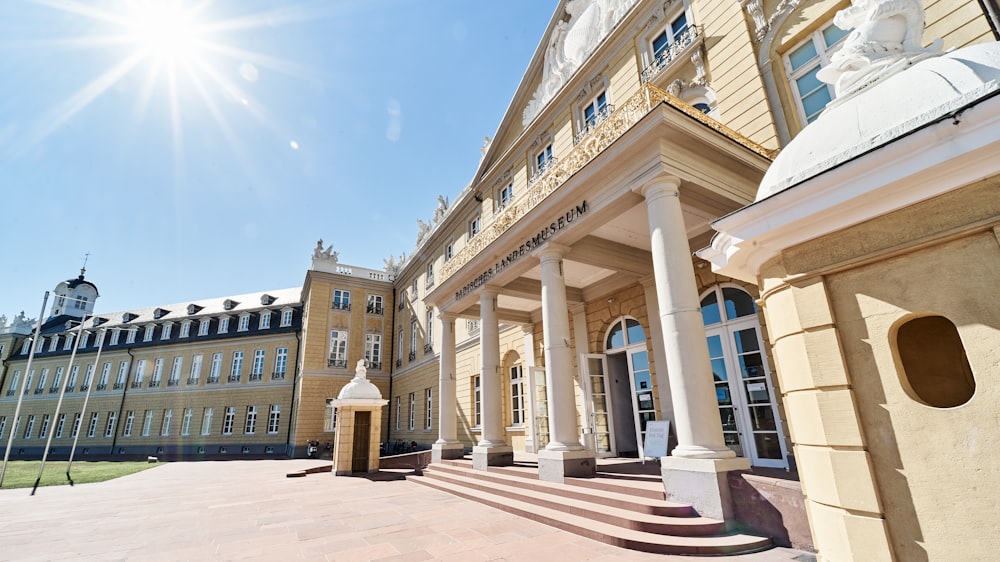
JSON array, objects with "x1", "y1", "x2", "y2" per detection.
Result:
[
  {"x1": 528, "y1": 366, "x2": 549, "y2": 450},
  {"x1": 580, "y1": 354, "x2": 614, "y2": 457}
]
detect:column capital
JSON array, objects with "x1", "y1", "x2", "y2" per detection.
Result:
[
  {"x1": 633, "y1": 173, "x2": 682, "y2": 200},
  {"x1": 479, "y1": 285, "x2": 500, "y2": 298},
  {"x1": 437, "y1": 311, "x2": 459, "y2": 321},
  {"x1": 533, "y1": 241, "x2": 569, "y2": 262}
]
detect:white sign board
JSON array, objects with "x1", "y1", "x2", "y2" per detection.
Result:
[{"x1": 642, "y1": 420, "x2": 671, "y2": 460}]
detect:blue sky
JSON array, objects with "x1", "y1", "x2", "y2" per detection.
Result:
[{"x1": 0, "y1": 0, "x2": 557, "y2": 318}]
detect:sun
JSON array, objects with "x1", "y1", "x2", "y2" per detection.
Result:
[{"x1": 123, "y1": 1, "x2": 203, "y2": 65}]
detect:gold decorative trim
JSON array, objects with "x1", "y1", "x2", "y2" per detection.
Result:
[{"x1": 440, "y1": 83, "x2": 777, "y2": 283}]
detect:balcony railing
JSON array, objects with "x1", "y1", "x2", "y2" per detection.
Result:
[
  {"x1": 249, "y1": 373, "x2": 263, "y2": 382},
  {"x1": 147, "y1": 380, "x2": 160, "y2": 388},
  {"x1": 398, "y1": 301, "x2": 405, "y2": 311},
  {"x1": 396, "y1": 358, "x2": 402, "y2": 368},
  {"x1": 6, "y1": 389, "x2": 15, "y2": 396},
  {"x1": 641, "y1": 26, "x2": 701, "y2": 83},
  {"x1": 49, "y1": 386, "x2": 60, "y2": 393},
  {"x1": 34, "y1": 388, "x2": 44, "y2": 394},
  {"x1": 95, "y1": 384, "x2": 107, "y2": 391},
  {"x1": 65, "y1": 385, "x2": 75, "y2": 392},
  {"x1": 227, "y1": 375, "x2": 240, "y2": 383},
  {"x1": 574, "y1": 104, "x2": 615, "y2": 145},
  {"x1": 327, "y1": 359, "x2": 347, "y2": 369},
  {"x1": 167, "y1": 379, "x2": 179, "y2": 387},
  {"x1": 271, "y1": 372, "x2": 286, "y2": 380},
  {"x1": 331, "y1": 302, "x2": 351, "y2": 311},
  {"x1": 366, "y1": 361, "x2": 381, "y2": 371},
  {"x1": 131, "y1": 381, "x2": 142, "y2": 389},
  {"x1": 206, "y1": 376, "x2": 220, "y2": 384},
  {"x1": 186, "y1": 377, "x2": 199, "y2": 385},
  {"x1": 528, "y1": 157, "x2": 558, "y2": 186},
  {"x1": 366, "y1": 305, "x2": 384, "y2": 315},
  {"x1": 439, "y1": 82, "x2": 775, "y2": 285},
  {"x1": 408, "y1": 351, "x2": 416, "y2": 361},
  {"x1": 424, "y1": 344, "x2": 434, "y2": 354},
  {"x1": 113, "y1": 382, "x2": 124, "y2": 390}
]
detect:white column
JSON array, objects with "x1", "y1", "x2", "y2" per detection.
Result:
[
  {"x1": 472, "y1": 287, "x2": 512, "y2": 469},
  {"x1": 432, "y1": 312, "x2": 463, "y2": 462},
  {"x1": 637, "y1": 174, "x2": 734, "y2": 458},
  {"x1": 535, "y1": 244, "x2": 594, "y2": 482}
]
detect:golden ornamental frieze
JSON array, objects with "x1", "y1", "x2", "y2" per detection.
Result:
[{"x1": 439, "y1": 83, "x2": 776, "y2": 283}]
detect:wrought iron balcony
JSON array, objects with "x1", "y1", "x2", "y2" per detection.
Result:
[
  {"x1": 166, "y1": 379, "x2": 179, "y2": 387},
  {"x1": 573, "y1": 103, "x2": 615, "y2": 145},
  {"x1": 366, "y1": 305, "x2": 384, "y2": 315},
  {"x1": 6, "y1": 389, "x2": 16, "y2": 396},
  {"x1": 147, "y1": 380, "x2": 159, "y2": 388},
  {"x1": 113, "y1": 383, "x2": 124, "y2": 390},
  {"x1": 424, "y1": 344, "x2": 434, "y2": 354},
  {"x1": 641, "y1": 26, "x2": 701, "y2": 83},
  {"x1": 206, "y1": 376, "x2": 220, "y2": 384},
  {"x1": 186, "y1": 377, "x2": 199, "y2": 385},
  {"x1": 95, "y1": 384, "x2": 107, "y2": 391},
  {"x1": 398, "y1": 301, "x2": 405, "y2": 311},
  {"x1": 331, "y1": 302, "x2": 351, "y2": 311},
  {"x1": 131, "y1": 381, "x2": 142, "y2": 389},
  {"x1": 271, "y1": 372, "x2": 286, "y2": 380},
  {"x1": 365, "y1": 361, "x2": 381, "y2": 371},
  {"x1": 227, "y1": 375, "x2": 240, "y2": 383},
  {"x1": 249, "y1": 373, "x2": 263, "y2": 382},
  {"x1": 34, "y1": 388, "x2": 44, "y2": 394},
  {"x1": 327, "y1": 359, "x2": 347, "y2": 369},
  {"x1": 49, "y1": 386, "x2": 59, "y2": 393},
  {"x1": 408, "y1": 351, "x2": 416, "y2": 361},
  {"x1": 395, "y1": 358, "x2": 402, "y2": 368},
  {"x1": 528, "y1": 157, "x2": 558, "y2": 186},
  {"x1": 65, "y1": 385, "x2": 75, "y2": 392}
]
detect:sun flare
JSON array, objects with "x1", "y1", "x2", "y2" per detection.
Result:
[{"x1": 124, "y1": 1, "x2": 202, "y2": 64}]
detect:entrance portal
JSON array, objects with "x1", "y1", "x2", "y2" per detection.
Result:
[
  {"x1": 599, "y1": 317, "x2": 656, "y2": 458},
  {"x1": 351, "y1": 411, "x2": 371, "y2": 473}
]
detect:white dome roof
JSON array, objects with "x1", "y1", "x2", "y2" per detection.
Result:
[
  {"x1": 337, "y1": 376, "x2": 383, "y2": 401},
  {"x1": 758, "y1": 42, "x2": 1000, "y2": 201}
]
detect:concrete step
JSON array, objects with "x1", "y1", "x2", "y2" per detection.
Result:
[
  {"x1": 409, "y1": 471, "x2": 772, "y2": 556},
  {"x1": 430, "y1": 461, "x2": 693, "y2": 517}
]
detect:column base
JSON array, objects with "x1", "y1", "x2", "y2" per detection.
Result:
[
  {"x1": 431, "y1": 442, "x2": 465, "y2": 463},
  {"x1": 537, "y1": 449, "x2": 596, "y2": 483},
  {"x1": 661, "y1": 456, "x2": 750, "y2": 522},
  {"x1": 471, "y1": 444, "x2": 513, "y2": 470}
]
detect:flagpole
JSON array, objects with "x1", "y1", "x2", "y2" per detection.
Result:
[
  {"x1": 0, "y1": 292, "x2": 50, "y2": 488},
  {"x1": 66, "y1": 327, "x2": 107, "y2": 485},
  {"x1": 31, "y1": 314, "x2": 89, "y2": 495}
]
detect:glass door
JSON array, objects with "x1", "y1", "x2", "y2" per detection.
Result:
[
  {"x1": 528, "y1": 366, "x2": 549, "y2": 450},
  {"x1": 707, "y1": 333, "x2": 743, "y2": 455},
  {"x1": 581, "y1": 354, "x2": 613, "y2": 456},
  {"x1": 627, "y1": 350, "x2": 657, "y2": 459}
]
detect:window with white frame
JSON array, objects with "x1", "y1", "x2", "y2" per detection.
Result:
[
  {"x1": 251, "y1": 349, "x2": 265, "y2": 380},
  {"x1": 784, "y1": 22, "x2": 850, "y2": 124},
  {"x1": 267, "y1": 404, "x2": 280, "y2": 434},
  {"x1": 408, "y1": 392, "x2": 415, "y2": 431},
  {"x1": 535, "y1": 144, "x2": 553, "y2": 175},
  {"x1": 496, "y1": 182, "x2": 514, "y2": 211},
  {"x1": 180, "y1": 321, "x2": 191, "y2": 338},
  {"x1": 126, "y1": 327, "x2": 137, "y2": 344},
  {"x1": 104, "y1": 411, "x2": 116, "y2": 438},
  {"x1": 332, "y1": 290, "x2": 351, "y2": 311},
  {"x1": 397, "y1": 328, "x2": 404, "y2": 363},
  {"x1": 445, "y1": 240, "x2": 454, "y2": 261},
  {"x1": 238, "y1": 314, "x2": 250, "y2": 332},
  {"x1": 123, "y1": 410, "x2": 134, "y2": 437},
  {"x1": 115, "y1": 361, "x2": 128, "y2": 389},
  {"x1": 39, "y1": 414, "x2": 50, "y2": 439},
  {"x1": 651, "y1": 12, "x2": 690, "y2": 62},
  {"x1": 468, "y1": 214, "x2": 481, "y2": 238},
  {"x1": 24, "y1": 414, "x2": 35, "y2": 438},
  {"x1": 37, "y1": 368, "x2": 48, "y2": 393},
  {"x1": 63, "y1": 334, "x2": 74, "y2": 350},
  {"x1": 46, "y1": 335, "x2": 58, "y2": 351},
  {"x1": 366, "y1": 294, "x2": 383, "y2": 315},
  {"x1": 161, "y1": 323, "x2": 172, "y2": 340},
  {"x1": 133, "y1": 360, "x2": 145, "y2": 386},
  {"x1": 6, "y1": 370, "x2": 20, "y2": 396},
  {"x1": 68, "y1": 366, "x2": 78, "y2": 390},
  {"x1": 53, "y1": 367, "x2": 63, "y2": 391},
  {"x1": 581, "y1": 90, "x2": 609, "y2": 131},
  {"x1": 410, "y1": 320, "x2": 418, "y2": 357},
  {"x1": 151, "y1": 359, "x2": 163, "y2": 385},
  {"x1": 244, "y1": 405, "x2": 257, "y2": 435},
  {"x1": 425, "y1": 387, "x2": 433, "y2": 430},
  {"x1": 328, "y1": 330, "x2": 348, "y2": 367},
  {"x1": 143, "y1": 325, "x2": 154, "y2": 341},
  {"x1": 364, "y1": 334, "x2": 381, "y2": 369},
  {"x1": 259, "y1": 311, "x2": 271, "y2": 330},
  {"x1": 161, "y1": 409, "x2": 172, "y2": 436},
  {"x1": 181, "y1": 408, "x2": 193, "y2": 436},
  {"x1": 426, "y1": 262, "x2": 435, "y2": 287},
  {"x1": 141, "y1": 410, "x2": 153, "y2": 436},
  {"x1": 510, "y1": 365, "x2": 525, "y2": 426},
  {"x1": 411, "y1": 278, "x2": 418, "y2": 300},
  {"x1": 72, "y1": 413, "x2": 82, "y2": 438},
  {"x1": 110, "y1": 330, "x2": 121, "y2": 346},
  {"x1": 189, "y1": 354, "x2": 203, "y2": 383},
  {"x1": 230, "y1": 351, "x2": 243, "y2": 382},
  {"x1": 199, "y1": 319, "x2": 210, "y2": 335},
  {"x1": 201, "y1": 407, "x2": 214, "y2": 435},
  {"x1": 0, "y1": 416, "x2": 6, "y2": 439},
  {"x1": 209, "y1": 353, "x2": 222, "y2": 383},
  {"x1": 273, "y1": 347, "x2": 288, "y2": 379},
  {"x1": 280, "y1": 309, "x2": 293, "y2": 327},
  {"x1": 87, "y1": 412, "x2": 99, "y2": 438},
  {"x1": 55, "y1": 413, "x2": 66, "y2": 438},
  {"x1": 98, "y1": 362, "x2": 111, "y2": 390},
  {"x1": 394, "y1": 396, "x2": 401, "y2": 431},
  {"x1": 425, "y1": 309, "x2": 434, "y2": 348},
  {"x1": 24, "y1": 370, "x2": 34, "y2": 395},
  {"x1": 222, "y1": 406, "x2": 235, "y2": 435},
  {"x1": 80, "y1": 331, "x2": 90, "y2": 348},
  {"x1": 169, "y1": 357, "x2": 182, "y2": 385},
  {"x1": 218, "y1": 316, "x2": 230, "y2": 334},
  {"x1": 473, "y1": 375, "x2": 481, "y2": 427},
  {"x1": 324, "y1": 399, "x2": 337, "y2": 432}
]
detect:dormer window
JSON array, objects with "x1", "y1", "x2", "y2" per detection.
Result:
[
  {"x1": 260, "y1": 294, "x2": 275, "y2": 306},
  {"x1": 218, "y1": 316, "x2": 230, "y2": 334},
  {"x1": 80, "y1": 331, "x2": 91, "y2": 348},
  {"x1": 126, "y1": 327, "x2": 137, "y2": 344},
  {"x1": 187, "y1": 304, "x2": 203, "y2": 315},
  {"x1": 258, "y1": 312, "x2": 271, "y2": 330},
  {"x1": 121, "y1": 313, "x2": 136, "y2": 324},
  {"x1": 223, "y1": 299, "x2": 238, "y2": 311},
  {"x1": 64, "y1": 334, "x2": 75, "y2": 350},
  {"x1": 238, "y1": 314, "x2": 250, "y2": 332},
  {"x1": 21, "y1": 340, "x2": 31, "y2": 354},
  {"x1": 280, "y1": 309, "x2": 293, "y2": 327},
  {"x1": 199, "y1": 318, "x2": 210, "y2": 336},
  {"x1": 153, "y1": 308, "x2": 170, "y2": 320},
  {"x1": 110, "y1": 330, "x2": 121, "y2": 346},
  {"x1": 161, "y1": 323, "x2": 173, "y2": 340},
  {"x1": 180, "y1": 320, "x2": 192, "y2": 338},
  {"x1": 143, "y1": 325, "x2": 155, "y2": 342},
  {"x1": 49, "y1": 336, "x2": 59, "y2": 352}
]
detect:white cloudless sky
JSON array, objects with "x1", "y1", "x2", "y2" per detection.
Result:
[{"x1": 0, "y1": 0, "x2": 558, "y2": 317}]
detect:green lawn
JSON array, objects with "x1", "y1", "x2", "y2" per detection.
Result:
[{"x1": 0, "y1": 460, "x2": 161, "y2": 489}]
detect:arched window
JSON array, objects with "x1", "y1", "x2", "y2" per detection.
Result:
[
  {"x1": 606, "y1": 318, "x2": 646, "y2": 350},
  {"x1": 895, "y1": 316, "x2": 975, "y2": 408},
  {"x1": 701, "y1": 286, "x2": 757, "y2": 327}
]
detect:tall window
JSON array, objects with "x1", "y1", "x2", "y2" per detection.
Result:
[
  {"x1": 181, "y1": 408, "x2": 193, "y2": 436},
  {"x1": 332, "y1": 290, "x2": 351, "y2": 311},
  {"x1": 201, "y1": 408, "x2": 214, "y2": 435},
  {"x1": 37, "y1": 368, "x2": 48, "y2": 393},
  {"x1": 238, "y1": 314, "x2": 250, "y2": 332},
  {"x1": 652, "y1": 12, "x2": 689, "y2": 60},
  {"x1": 280, "y1": 309, "x2": 293, "y2": 327},
  {"x1": 123, "y1": 411, "x2": 135, "y2": 437},
  {"x1": 582, "y1": 90, "x2": 608, "y2": 129},
  {"x1": 0, "y1": 416, "x2": 6, "y2": 439},
  {"x1": 409, "y1": 319, "x2": 419, "y2": 357},
  {"x1": 324, "y1": 399, "x2": 337, "y2": 432},
  {"x1": 784, "y1": 22, "x2": 850, "y2": 124},
  {"x1": 510, "y1": 365, "x2": 525, "y2": 427},
  {"x1": 251, "y1": 349, "x2": 266, "y2": 380},
  {"x1": 52, "y1": 367, "x2": 64, "y2": 392},
  {"x1": 39, "y1": 414, "x2": 50, "y2": 439},
  {"x1": 364, "y1": 334, "x2": 381, "y2": 369},
  {"x1": 141, "y1": 410, "x2": 153, "y2": 436},
  {"x1": 161, "y1": 323, "x2": 172, "y2": 340},
  {"x1": 222, "y1": 406, "x2": 235, "y2": 435},
  {"x1": 230, "y1": 351, "x2": 244, "y2": 382},
  {"x1": 209, "y1": 353, "x2": 222, "y2": 383},
  {"x1": 133, "y1": 360, "x2": 145, "y2": 387},
  {"x1": 199, "y1": 319, "x2": 211, "y2": 336},
  {"x1": 115, "y1": 361, "x2": 129, "y2": 389},
  {"x1": 366, "y1": 294, "x2": 383, "y2": 315},
  {"x1": 468, "y1": 214, "x2": 481, "y2": 238},
  {"x1": 143, "y1": 325, "x2": 154, "y2": 342},
  {"x1": 394, "y1": 396, "x2": 401, "y2": 431},
  {"x1": 189, "y1": 354, "x2": 203, "y2": 384},
  {"x1": 24, "y1": 369, "x2": 34, "y2": 395},
  {"x1": 536, "y1": 144, "x2": 553, "y2": 174},
  {"x1": 180, "y1": 321, "x2": 191, "y2": 338},
  {"x1": 151, "y1": 358, "x2": 163, "y2": 385},
  {"x1": 218, "y1": 317, "x2": 230, "y2": 334},
  {"x1": 328, "y1": 330, "x2": 348, "y2": 368},
  {"x1": 80, "y1": 331, "x2": 90, "y2": 348},
  {"x1": 273, "y1": 347, "x2": 288, "y2": 379},
  {"x1": 63, "y1": 334, "x2": 74, "y2": 350},
  {"x1": 267, "y1": 405, "x2": 281, "y2": 434},
  {"x1": 426, "y1": 262, "x2": 435, "y2": 287},
  {"x1": 87, "y1": 412, "x2": 99, "y2": 438},
  {"x1": 497, "y1": 182, "x2": 514, "y2": 210},
  {"x1": 473, "y1": 375, "x2": 481, "y2": 427},
  {"x1": 55, "y1": 413, "x2": 66, "y2": 438},
  {"x1": 98, "y1": 362, "x2": 111, "y2": 390},
  {"x1": 24, "y1": 415, "x2": 35, "y2": 438},
  {"x1": 445, "y1": 240, "x2": 454, "y2": 261},
  {"x1": 104, "y1": 411, "x2": 116, "y2": 438},
  {"x1": 110, "y1": 330, "x2": 121, "y2": 346},
  {"x1": 168, "y1": 357, "x2": 182, "y2": 385},
  {"x1": 397, "y1": 329, "x2": 404, "y2": 364},
  {"x1": 425, "y1": 309, "x2": 434, "y2": 348},
  {"x1": 68, "y1": 366, "x2": 79, "y2": 390},
  {"x1": 259, "y1": 312, "x2": 271, "y2": 330},
  {"x1": 408, "y1": 392, "x2": 415, "y2": 431},
  {"x1": 72, "y1": 413, "x2": 82, "y2": 438},
  {"x1": 244, "y1": 405, "x2": 257, "y2": 435},
  {"x1": 160, "y1": 409, "x2": 173, "y2": 436},
  {"x1": 425, "y1": 388, "x2": 433, "y2": 430}
]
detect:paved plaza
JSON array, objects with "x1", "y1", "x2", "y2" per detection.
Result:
[{"x1": 0, "y1": 460, "x2": 813, "y2": 561}]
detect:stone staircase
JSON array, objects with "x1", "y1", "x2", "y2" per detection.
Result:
[{"x1": 407, "y1": 458, "x2": 772, "y2": 556}]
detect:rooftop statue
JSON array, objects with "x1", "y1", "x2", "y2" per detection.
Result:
[
  {"x1": 312, "y1": 239, "x2": 338, "y2": 263},
  {"x1": 818, "y1": 0, "x2": 942, "y2": 105}
]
